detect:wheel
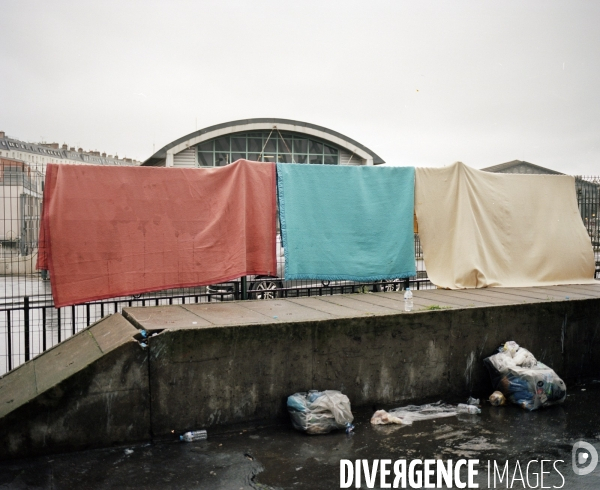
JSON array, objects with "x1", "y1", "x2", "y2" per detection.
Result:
[
  {"x1": 374, "y1": 279, "x2": 402, "y2": 292},
  {"x1": 249, "y1": 278, "x2": 283, "y2": 300}
]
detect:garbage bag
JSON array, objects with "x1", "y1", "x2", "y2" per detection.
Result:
[
  {"x1": 287, "y1": 390, "x2": 354, "y2": 434},
  {"x1": 484, "y1": 341, "x2": 566, "y2": 411}
]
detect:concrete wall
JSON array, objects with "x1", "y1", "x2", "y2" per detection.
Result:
[{"x1": 142, "y1": 297, "x2": 600, "y2": 438}]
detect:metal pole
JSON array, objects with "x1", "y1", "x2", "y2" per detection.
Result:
[
  {"x1": 241, "y1": 276, "x2": 248, "y2": 300},
  {"x1": 57, "y1": 308, "x2": 61, "y2": 343},
  {"x1": 24, "y1": 296, "x2": 30, "y2": 362},
  {"x1": 7, "y1": 311, "x2": 12, "y2": 371},
  {"x1": 71, "y1": 305, "x2": 76, "y2": 335},
  {"x1": 42, "y1": 307, "x2": 47, "y2": 352}
]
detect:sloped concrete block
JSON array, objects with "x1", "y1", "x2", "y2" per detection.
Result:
[
  {"x1": 34, "y1": 330, "x2": 103, "y2": 395},
  {"x1": 90, "y1": 312, "x2": 142, "y2": 352},
  {"x1": 0, "y1": 314, "x2": 149, "y2": 460},
  {"x1": 0, "y1": 362, "x2": 37, "y2": 419}
]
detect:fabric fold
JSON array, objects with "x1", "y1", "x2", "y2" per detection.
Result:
[
  {"x1": 414, "y1": 162, "x2": 596, "y2": 289},
  {"x1": 277, "y1": 164, "x2": 416, "y2": 281},
  {"x1": 38, "y1": 160, "x2": 277, "y2": 307}
]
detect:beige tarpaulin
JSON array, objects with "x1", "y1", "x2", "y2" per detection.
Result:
[{"x1": 415, "y1": 162, "x2": 596, "y2": 289}]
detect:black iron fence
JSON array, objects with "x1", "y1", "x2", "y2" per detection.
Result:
[
  {"x1": 1, "y1": 288, "x2": 208, "y2": 373},
  {"x1": 0, "y1": 165, "x2": 598, "y2": 375},
  {"x1": 0, "y1": 234, "x2": 431, "y2": 376},
  {"x1": 577, "y1": 176, "x2": 600, "y2": 248}
]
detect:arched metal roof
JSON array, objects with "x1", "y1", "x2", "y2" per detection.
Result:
[{"x1": 142, "y1": 118, "x2": 385, "y2": 166}]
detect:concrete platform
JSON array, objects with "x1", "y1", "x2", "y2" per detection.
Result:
[
  {"x1": 119, "y1": 282, "x2": 600, "y2": 329},
  {"x1": 1, "y1": 283, "x2": 599, "y2": 459}
]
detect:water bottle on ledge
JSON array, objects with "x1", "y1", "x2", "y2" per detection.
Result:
[
  {"x1": 180, "y1": 430, "x2": 208, "y2": 442},
  {"x1": 457, "y1": 404, "x2": 481, "y2": 414},
  {"x1": 404, "y1": 287, "x2": 413, "y2": 312}
]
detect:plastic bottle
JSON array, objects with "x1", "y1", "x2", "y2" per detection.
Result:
[
  {"x1": 457, "y1": 403, "x2": 481, "y2": 414},
  {"x1": 180, "y1": 430, "x2": 208, "y2": 442},
  {"x1": 404, "y1": 287, "x2": 413, "y2": 312}
]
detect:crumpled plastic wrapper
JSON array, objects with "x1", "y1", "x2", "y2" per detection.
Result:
[
  {"x1": 489, "y1": 391, "x2": 507, "y2": 406},
  {"x1": 370, "y1": 410, "x2": 404, "y2": 425},
  {"x1": 370, "y1": 401, "x2": 458, "y2": 426}
]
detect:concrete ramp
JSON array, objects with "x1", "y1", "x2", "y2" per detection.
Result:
[{"x1": 0, "y1": 314, "x2": 149, "y2": 459}]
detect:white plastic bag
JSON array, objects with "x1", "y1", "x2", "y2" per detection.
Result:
[
  {"x1": 287, "y1": 390, "x2": 354, "y2": 434},
  {"x1": 484, "y1": 341, "x2": 566, "y2": 411}
]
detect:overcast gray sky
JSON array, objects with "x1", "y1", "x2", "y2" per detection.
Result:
[{"x1": 1, "y1": 0, "x2": 599, "y2": 174}]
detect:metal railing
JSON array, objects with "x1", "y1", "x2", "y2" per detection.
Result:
[
  {"x1": 0, "y1": 287, "x2": 219, "y2": 373},
  {"x1": 0, "y1": 272, "x2": 431, "y2": 375}
]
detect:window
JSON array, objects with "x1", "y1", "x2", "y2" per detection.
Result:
[{"x1": 196, "y1": 131, "x2": 339, "y2": 167}]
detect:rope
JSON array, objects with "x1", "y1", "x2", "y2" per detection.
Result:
[
  {"x1": 346, "y1": 149, "x2": 357, "y2": 165},
  {"x1": 258, "y1": 127, "x2": 276, "y2": 162},
  {"x1": 275, "y1": 127, "x2": 295, "y2": 164}
]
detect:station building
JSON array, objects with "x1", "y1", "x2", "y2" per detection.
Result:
[{"x1": 142, "y1": 118, "x2": 385, "y2": 168}]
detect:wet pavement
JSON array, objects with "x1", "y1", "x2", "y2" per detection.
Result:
[{"x1": 1, "y1": 383, "x2": 600, "y2": 489}]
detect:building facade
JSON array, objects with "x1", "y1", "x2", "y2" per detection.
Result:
[
  {"x1": 0, "y1": 131, "x2": 141, "y2": 275},
  {"x1": 142, "y1": 118, "x2": 385, "y2": 168},
  {"x1": 0, "y1": 158, "x2": 44, "y2": 274},
  {"x1": 0, "y1": 131, "x2": 141, "y2": 172}
]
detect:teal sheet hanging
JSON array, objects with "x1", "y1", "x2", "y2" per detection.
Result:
[{"x1": 277, "y1": 164, "x2": 416, "y2": 281}]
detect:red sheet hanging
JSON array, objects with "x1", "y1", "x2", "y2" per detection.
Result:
[{"x1": 38, "y1": 160, "x2": 277, "y2": 307}]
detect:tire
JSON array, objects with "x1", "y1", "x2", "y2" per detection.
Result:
[
  {"x1": 249, "y1": 278, "x2": 283, "y2": 300},
  {"x1": 374, "y1": 279, "x2": 401, "y2": 292}
]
